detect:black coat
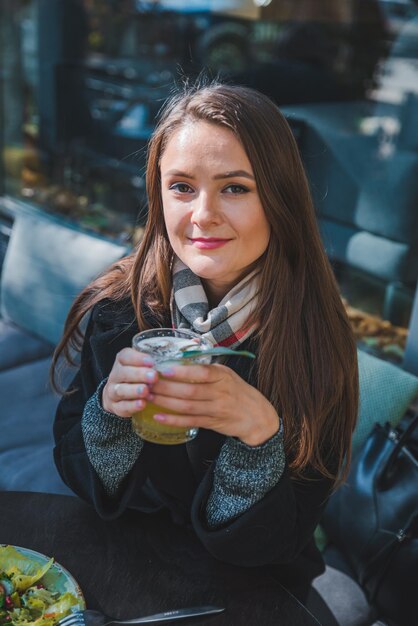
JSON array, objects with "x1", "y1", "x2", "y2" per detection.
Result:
[{"x1": 53, "y1": 298, "x2": 334, "y2": 593}]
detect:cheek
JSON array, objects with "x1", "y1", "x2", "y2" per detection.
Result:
[
  {"x1": 259, "y1": 221, "x2": 271, "y2": 251},
  {"x1": 163, "y1": 201, "x2": 181, "y2": 236},
  {"x1": 242, "y1": 213, "x2": 270, "y2": 249},
  {"x1": 163, "y1": 209, "x2": 190, "y2": 250}
]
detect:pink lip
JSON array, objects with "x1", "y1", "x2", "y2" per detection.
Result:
[{"x1": 189, "y1": 238, "x2": 231, "y2": 250}]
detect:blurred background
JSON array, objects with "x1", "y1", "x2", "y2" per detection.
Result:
[{"x1": 1, "y1": 0, "x2": 418, "y2": 360}]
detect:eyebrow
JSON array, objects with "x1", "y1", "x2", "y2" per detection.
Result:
[{"x1": 163, "y1": 169, "x2": 255, "y2": 181}]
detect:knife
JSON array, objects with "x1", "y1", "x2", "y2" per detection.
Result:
[{"x1": 108, "y1": 606, "x2": 225, "y2": 624}]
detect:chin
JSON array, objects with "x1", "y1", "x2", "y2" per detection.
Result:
[
  {"x1": 183, "y1": 255, "x2": 227, "y2": 278},
  {"x1": 189, "y1": 266, "x2": 225, "y2": 281}
]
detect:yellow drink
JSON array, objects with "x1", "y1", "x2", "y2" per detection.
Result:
[
  {"x1": 132, "y1": 400, "x2": 197, "y2": 445},
  {"x1": 131, "y1": 329, "x2": 212, "y2": 445}
]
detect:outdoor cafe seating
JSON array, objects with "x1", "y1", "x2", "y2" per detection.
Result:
[{"x1": 1, "y1": 211, "x2": 418, "y2": 625}]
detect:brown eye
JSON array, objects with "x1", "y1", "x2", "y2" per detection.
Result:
[
  {"x1": 224, "y1": 184, "x2": 249, "y2": 194},
  {"x1": 170, "y1": 183, "x2": 194, "y2": 193}
]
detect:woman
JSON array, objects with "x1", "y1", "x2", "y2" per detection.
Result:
[{"x1": 52, "y1": 82, "x2": 358, "y2": 602}]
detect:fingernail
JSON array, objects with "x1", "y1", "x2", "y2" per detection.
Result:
[
  {"x1": 146, "y1": 370, "x2": 157, "y2": 382},
  {"x1": 159, "y1": 367, "x2": 175, "y2": 377},
  {"x1": 137, "y1": 384, "x2": 146, "y2": 395},
  {"x1": 135, "y1": 399, "x2": 145, "y2": 409},
  {"x1": 154, "y1": 413, "x2": 166, "y2": 422},
  {"x1": 143, "y1": 356, "x2": 155, "y2": 366}
]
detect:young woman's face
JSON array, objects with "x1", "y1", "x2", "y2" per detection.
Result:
[{"x1": 160, "y1": 121, "x2": 271, "y2": 302}]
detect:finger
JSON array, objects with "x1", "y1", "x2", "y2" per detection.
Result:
[
  {"x1": 153, "y1": 412, "x2": 212, "y2": 429},
  {"x1": 116, "y1": 348, "x2": 155, "y2": 367},
  {"x1": 108, "y1": 398, "x2": 148, "y2": 419},
  {"x1": 151, "y1": 392, "x2": 212, "y2": 416},
  {"x1": 157, "y1": 363, "x2": 221, "y2": 383},
  {"x1": 151, "y1": 378, "x2": 213, "y2": 401},
  {"x1": 111, "y1": 382, "x2": 153, "y2": 401},
  {"x1": 112, "y1": 365, "x2": 159, "y2": 385}
]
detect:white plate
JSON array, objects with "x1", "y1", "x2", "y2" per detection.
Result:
[{"x1": 0, "y1": 544, "x2": 86, "y2": 609}]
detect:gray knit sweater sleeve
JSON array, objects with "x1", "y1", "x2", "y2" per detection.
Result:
[
  {"x1": 81, "y1": 379, "x2": 144, "y2": 496},
  {"x1": 205, "y1": 423, "x2": 286, "y2": 528},
  {"x1": 82, "y1": 381, "x2": 286, "y2": 522}
]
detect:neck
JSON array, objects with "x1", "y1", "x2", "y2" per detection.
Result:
[
  {"x1": 201, "y1": 279, "x2": 228, "y2": 308},
  {"x1": 201, "y1": 263, "x2": 260, "y2": 308}
]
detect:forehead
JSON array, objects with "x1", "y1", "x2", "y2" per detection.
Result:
[{"x1": 160, "y1": 121, "x2": 252, "y2": 170}]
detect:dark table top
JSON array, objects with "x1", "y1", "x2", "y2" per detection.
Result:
[{"x1": 0, "y1": 491, "x2": 319, "y2": 626}]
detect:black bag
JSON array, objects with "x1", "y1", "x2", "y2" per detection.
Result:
[{"x1": 322, "y1": 412, "x2": 418, "y2": 626}]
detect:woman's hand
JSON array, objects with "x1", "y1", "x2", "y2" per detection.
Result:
[
  {"x1": 101, "y1": 348, "x2": 158, "y2": 418},
  {"x1": 150, "y1": 363, "x2": 280, "y2": 447}
]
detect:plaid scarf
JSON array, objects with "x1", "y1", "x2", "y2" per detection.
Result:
[{"x1": 171, "y1": 256, "x2": 259, "y2": 348}]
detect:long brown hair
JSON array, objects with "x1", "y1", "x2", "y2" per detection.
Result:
[{"x1": 52, "y1": 81, "x2": 358, "y2": 483}]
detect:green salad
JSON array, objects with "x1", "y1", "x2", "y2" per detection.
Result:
[{"x1": 0, "y1": 546, "x2": 79, "y2": 626}]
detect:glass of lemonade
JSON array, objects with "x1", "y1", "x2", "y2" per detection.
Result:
[{"x1": 131, "y1": 328, "x2": 212, "y2": 445}]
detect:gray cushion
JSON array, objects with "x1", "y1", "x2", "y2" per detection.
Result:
[
  {"x1": 0, "y1": 318, "x2": 54, "y2": 371},
  {"x1": 355, "y1": 151, "x2": 418, "y2": 244},
  {"x1": 319, "y1": 219, "x2": 358, "y2": 262},
  {"x1": 397, "y1": 93, "x2": 418, "y2": 151},
  {"x1": 283, "y1": 102, "x2": 418, "y2": 289},
  {"x1": 0, "y1": 357, "x2": 73, "y2": 495},
  {"x1": 353, "y1": 350, "x2": 418, "y2": 456},
  {"x1": 307, "y1": 565, "x2": 374, "y2": 626},
  {"x1": 0, "y1": 213, "x2": 127, "y2": 345},
  {"x1": 303, "y1": 126, "x2": 359, "y2": 224},
  {"x1": 391, "y1": 19, "x2": 418, "y2": 62},
  {"x1": 319, "y1": 218, "x2": 418, "y2": 283}
]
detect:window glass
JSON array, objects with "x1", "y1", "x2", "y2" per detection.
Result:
[{"x1": 1, "y1": 0, "x2": 417, "y2": 333}]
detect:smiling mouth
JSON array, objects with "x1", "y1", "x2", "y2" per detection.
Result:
[
  {"x1": 190, "y1": 237, "x2": 231, "y2": 242},
  {"x1": 188, "y1": 237, "x2": 232, "y2": 249}
]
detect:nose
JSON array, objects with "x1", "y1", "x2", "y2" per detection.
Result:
[{"x1": 191, "y1": 191, "x2": 222, "y2": 227}]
